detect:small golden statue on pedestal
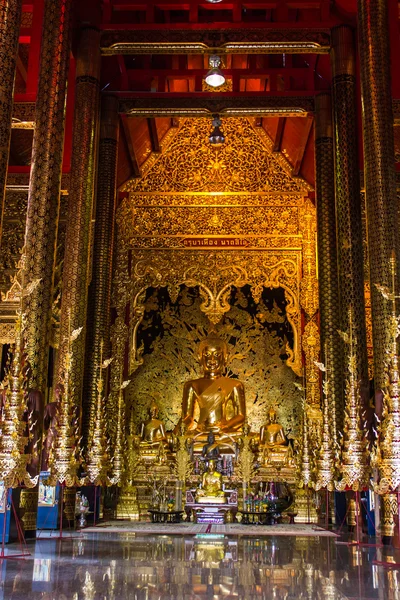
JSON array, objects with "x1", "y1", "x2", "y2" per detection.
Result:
[
  {"x1": 139, "y1": 403, "x2": 171, "y2": 461},
  {"x1": 196, "y1": 459, "x2": 226, "y2": 504},
  {"x1": 259, "y1": 407, "x2": 295, "y2": 468},
  {"x1": 180, "y1": 334, "x2": 246, "y2": 452}
]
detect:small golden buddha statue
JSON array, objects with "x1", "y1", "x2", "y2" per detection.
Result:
[
  {"x1": 196, "y1": 459, "x2": 226, "y2": 504},
  {"x1": 139, "y1": 403, "x2": 169, "y2": 454},
  {"x1": 259, "y1": 407, "x2": 294, "y2": 468},
  {"x1": 180, "y1": 335, "x2": 246, "y2": 449}
]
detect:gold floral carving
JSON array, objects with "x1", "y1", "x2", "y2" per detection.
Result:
[
  {"x1": 364, "y1": 282, "x2": 374, "y2": 379},
  {"x1": 111, "y1": 116, "x2": 319, "y2": 459},
  {"x1": 123, "y1": 118, "x2": 310, "y2": 194},
  {"x1": 127, "y1": 250, "x2": 301, "y2": 377},
  {"x1": 299, "y1": 199, "x2": 319, "y2": 319},
  {"x1": 302, "y1": 319, "x2": 322, "y2": 447},
  {"x1": 124, "y1": 289, "x2": 303, "y2": 437}
]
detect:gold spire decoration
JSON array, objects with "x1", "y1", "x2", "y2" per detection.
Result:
[
  {"x1": 86, "y1": 341, "x2": 113, "y2": 486},
  {"x1": 314, "y1": 345, "x2": 338, "y2": 491},
  {"x1": 111, "y1": 377, "x2": 130, "y2": 486},
  {"x1": 373, "y1": 253, "x2": 400, "y2": 494},
  {"x1": 335, "y1": 307, "x2": 370, "y2": 491},
  {"x1": 47, "y1": 316, "x2": 85, "y2": 486},
  {"x1": 298, "y1": 398, "x2": 314, "y2": 488},
  {"x1": 0, "y1": 313, "x2": 38, "y2": 488}
]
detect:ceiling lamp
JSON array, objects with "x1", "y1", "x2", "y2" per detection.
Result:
[
  {"x1": 205, "y1": 0, "x2": 223, "y2": 3},
  {"x1": 204, "y1": 55, "x2": 225, "y2": 88},
  {"x1": 209, "y1": 115, "x2": 225, "y2": 147}
]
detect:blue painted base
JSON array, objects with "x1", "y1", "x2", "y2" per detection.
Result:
[{"x1": 37, "y1": 473, "x2": 60, "y2": 530}]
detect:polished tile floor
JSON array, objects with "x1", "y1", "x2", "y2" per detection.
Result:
[{"x1": 0, "y1": 532, "x2": 400, "y2": 599}]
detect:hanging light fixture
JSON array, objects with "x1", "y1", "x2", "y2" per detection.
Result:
[
  {"x1": 209, "y1": 115, "x2": 225, "y2": 147},
  {"x1": 205, "y1": 0, "x2": 223, "y2": 3},
  {"x1": 204, "y1": 55, "x2": 225, "y2": 88}
]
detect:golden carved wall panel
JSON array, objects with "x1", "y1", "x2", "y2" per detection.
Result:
[
  {"x1": 123, "y1": 118, "x2": 311, "y2": 194},
  {"x1": 126, "y1": 288, "x2": 303, "y2": 438},
  {"x1": 111, "y1": 117, "x2": 319, "y2": 448}
]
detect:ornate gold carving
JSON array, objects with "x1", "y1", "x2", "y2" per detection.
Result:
[
  {"x1": 302, "y1": 319, "x2": 321, "y2": 411},
  {"x1": 100, "y1": 28, "x2": 331, "y2": 55},
  {"x1": 313, "y1": 350, "x2": 338, "y2": 491},
  {"x1": 127, "y1": 250, "x2": 301, "y2": 376},
  {"x1": 23, "y1": 0, "x2": 73, "y2": 392},
  {"x1": 335, "y1": 309, "x2": 370, "y2": 491},
  {"x1": 364, "y1": 282, "x2": 373, "y2": 380},
  {"x1": 86, "y1": 342, "x2": 113, "y2": 486},
  {"x1": 173, "y1": 426, "x2": 193, "y2": 485},
  {"x1": 123, "y1": 287, "x2": 303, "y2": 439},
  {"x1": 47, "y1": 321, "x2": 85, "y2": 487},
  {"x1": 0, "y1": 0, "x2": 23, "y2": 249},
  {"x1": 202, "y1": 78, "x2": 233, "y2": 94},
  {"x1": 82, "y1": 96, "x2": 119, "y2": 449},
  {"x1": 124, "y1": 118, "x2": 310, "y2": 194},
  {"x1": 359, "y1": 0, "x2": 400, "y2": 392},
  {"x1": 372, "y1": 257, "x2": 400, "y2": 494},
  {"x1": 112, "y1": 116, "x2": 319, "y2": 463},
  {"x1": 299, "y1": 199, "x2": 318, "y2": 319},
  {"x1": 0, "y1": 314, "x2": 38, "y2": 488},
  {"x1": 298, "y1": 399, "x2": 313, "y2": 489},
  {"x1": 57, "y1": 27, "x2": 101, "y2": 414},
  {"x1": 331, "y1": 26, "x2": 369, "y2": 393}
]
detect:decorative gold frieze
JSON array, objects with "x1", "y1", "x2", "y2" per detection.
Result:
[
  {"x1": 124, "y1": 118, "x2": 310, "y2": 194},
  {"x1": 100, "y1": 28, "x2": 331, "y2": 56}
]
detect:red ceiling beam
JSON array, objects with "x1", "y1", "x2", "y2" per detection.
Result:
[
  {"x1": 291, "y1": 115, "x2": 313, "y2": 176},
  {"x1": 99, "y1": 20, "x2": 337, "y2": 30},
  {"x1": 121, "y1": 115, "x2": 142, "y2": 178},
  {"x1": 147, "y1": 118, "x2": 161, "y2": 152},
  {"x1": 272, "y1": 117, "x2": 286, "y2": 152}
]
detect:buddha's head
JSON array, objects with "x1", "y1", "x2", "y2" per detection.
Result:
[
  {"x1": 149, "y1": 403, "x2": 159, "y2": 419},
  {"x1": 268, "y1": 407, "x2": 277, "y2": 424},
  {"x1": 207, "y1": 432, "x2": 215, "y2": 444},
  {"x1": 198, "y1": 334, "x2": 228, "y2": 376},
  {"x1": 208, "y1": 459, "x2": 216, "y2": 472}
]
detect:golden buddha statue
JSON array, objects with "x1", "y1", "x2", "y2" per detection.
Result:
[
  {"x1": 259, "y1": 407, "x2": 295, "y2": 468},
  {"x1": 139, "y1": 403, "x2": 169, "y2": 456},
  {"x1": 180, "y1": 334, "x2": 246, "y2": 449},
  {"x1": 196, "y1": 459, "x2": 226, "y2": 504}
]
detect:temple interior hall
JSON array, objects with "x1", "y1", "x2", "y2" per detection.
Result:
[{"x1": 2, "y1": 0, "x2": 400, "y2": 598}]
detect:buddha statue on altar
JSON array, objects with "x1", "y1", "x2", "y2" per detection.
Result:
[
  {"x1": 196, "y1": 459, "x2": 226, "y2": 504},
  {"x1": 139, "y1": 403, "x2": 170, "y2": 458},
  {"x1": 180, "y1": 334, "x2": 246, "y2": 451},
  {"x1": 259, "y1": 407, "x2": 295, "y2": 468}
]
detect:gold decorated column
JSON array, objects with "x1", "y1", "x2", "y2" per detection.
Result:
[
  {"x1": 330, "y1": 26, "x2": 369, "y2": 393},
  {"x1": 23, "y1": 0, "x2": 73, "y2": 393},
  {"x1": 82, "y1": 96, "x2": 119, "y2": 448},
  {"x1": 358, "y1": 0, "x2": 400, "y2": 391},
  {"x1": 0, "y1": 0, "x2": 23, "y2": 249},
  {"x1": 314, "y1": 93, "x2": 343, "y2": 431},
  {"x1": 57, "y1": 28, "x2": 101, "y2": 403}
]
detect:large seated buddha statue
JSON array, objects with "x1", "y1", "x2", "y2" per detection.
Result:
[
  {"x1": 179, "y1": 334, "x2": 246, "y2": 452},
  {"x1": 196, "y1": 459, "x2": 226, "y2": 504},
  {"x1": 259, "y1": 407, "x2": 295, "y2": 469}
]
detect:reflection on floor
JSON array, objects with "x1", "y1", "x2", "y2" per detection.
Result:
[{"x1": 1, "y1": 532, "x2": 400, "y2": 599}]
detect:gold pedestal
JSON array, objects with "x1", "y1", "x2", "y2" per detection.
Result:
[
  {"x1": 197, "y1": 496, "x2": 226, "y2": 504},
  {"x1": 293, "y1": 488, "x2": 318, "y2": 523},
  {"x1": 63, "y1": 488, "x2": 77, "y2": 523},
  {"x1": 116, "y1": 485, "x2": 140, "y2": 520},
  {"x1": 19, "y1": 488, "x2": 38, "y2": 533}
]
